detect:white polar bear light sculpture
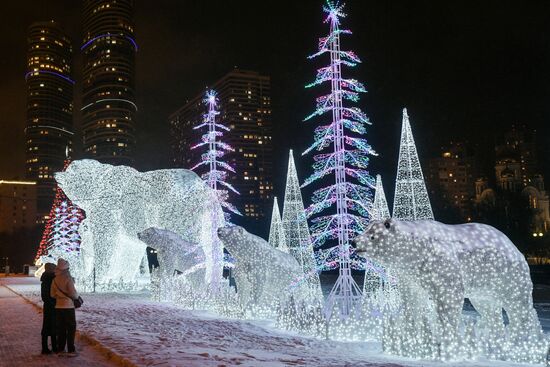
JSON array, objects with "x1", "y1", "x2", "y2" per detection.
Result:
[
  {"x1": 217, "y1": 225, "x2": 311, "y2": 315},
  {"x1": 138, "y1": 227, "x2": 205, "y2": 285},
  {"x1": 55, "y1": 159, "x2": 224, "y2": 289},
  {"x1": 355, "y1": 219, "x2": 547, "y2": 363}
]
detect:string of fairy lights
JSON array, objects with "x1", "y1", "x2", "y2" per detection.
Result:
[{"x1": 32, "y1": 1, "x2": 546, "y2": 364}]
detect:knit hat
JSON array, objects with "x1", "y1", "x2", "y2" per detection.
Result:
[{"x1": 57, "y1": 258, "x2": 70, "y2": 270}]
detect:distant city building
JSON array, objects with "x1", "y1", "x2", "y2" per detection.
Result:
[
  {"x1": 494, "y1": 124, "x2": 538, "y2": 190},
  {"x1": 426, "y1": 142, "x2": 476, "y2": 221},
  {"x1": 169, "y1": 69, "x2": 274, "y2": 222},
  {"x1": 0, "y1": 180, "x2": 38, "y2": 233},
  {"x1": 81, "y1": 0, "x2": 137, "y2": 165},
  {"x1": 475, "y1": 125, "x2": 549, "y2": 237},
  {"x1": 25, "y1": 21, "x2": 74, "y2": 220}
]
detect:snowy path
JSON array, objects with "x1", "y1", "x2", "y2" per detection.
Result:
[
  {"x1": 1, "y1": 277, "x2": 543, "y2": 367},
  {"x1": 0, "y1": 282, "x2": 118, "y2": 367}
]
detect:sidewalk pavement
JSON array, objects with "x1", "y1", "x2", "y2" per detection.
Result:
[{"x1": 0, "y1": 285, "x2": 117, "y2": 367}]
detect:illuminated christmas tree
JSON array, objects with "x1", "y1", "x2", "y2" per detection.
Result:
[
  {"x1": 268, "y1": 196, "x2": 288, "y2": 252},
  {"x1": 35, "y1": 160, "x2": 85, "y2": 264},
  {"x1": 302, "y1": 1, "x2": 376, "y2": 318},
  {"x1": 392, "y1": 108, "x2": 434, "y2": 221},
  {"x1": 191, "y1": 89, "x2": 241, "y2": 288},
  {"x1": 363, "y1": 174, "x2": 390, "y2": 295},
  {"x1": 191, "y1": 89, "x2": 241, "y2": 219},
  {"x1": 371, "y1": 175, "x2": 391, "y2": 221},
  {"x1": 281, "y1": 150, "x2": 322, "y2": 299}
]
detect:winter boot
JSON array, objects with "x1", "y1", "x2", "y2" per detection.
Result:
[{"x1": 41, "y1": 335, "x2": 51, "y2": 354}]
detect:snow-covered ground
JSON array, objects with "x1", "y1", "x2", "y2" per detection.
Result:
[{"x1": 1, "y1": 276, "x2": 547, "y2": 367}]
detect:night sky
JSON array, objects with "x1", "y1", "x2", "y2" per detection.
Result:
[{"x1": 2, "y1": 0, "x2": 550, "y2": 204}]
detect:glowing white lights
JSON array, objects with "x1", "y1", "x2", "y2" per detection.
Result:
[
  {"x1": 268, "y1": 196, "x2": 288, "y2": 253},
  {"x1": 355, "y1": 218, "x2": 547, "y2": 363},
  {"x1": 218, "y1": 225, "x2": 310, "y2": 316},
  {"x1": 371, "y1": 175, "x2": 391, "y2": 221},
  {"x1": 55, "y1": 159, "x2": 224, "y2": 290},
  {"x1": 282, "y1": 150, "x2": 322, "y2": 299},
  {"x1": 138, "y1": 228, "x2": 206, "y2": 300},
  {"x1": 393, "y1": 108, "x2": 434, "y2": 221},
  {"x1": 303, "y1": 0, "x2": 376, "y2": 320},
  {"x1": 191, "y1": 89, "x2": 241, "y2": 219}
]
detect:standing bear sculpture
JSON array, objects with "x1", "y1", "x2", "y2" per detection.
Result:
[
  {"x1": 355, "y1": 219, "x2": 546, "y2": 363},
  {"x1": 55, "y1": 159, "x2": 225, "y2": 288},
  {"x1": 138, "y1": 227, "x2": 205, "y2": 287},
  {"x1": 217, "y1": 225, "x2": 310, "y2": 315}
]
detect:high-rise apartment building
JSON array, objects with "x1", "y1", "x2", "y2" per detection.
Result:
[
  {"x1": 494, "y1": 124, "x2": 538, "y2": 189},
  {"x1": 25, "y1": 21, "x2": 74, "y2": 219},
  {"x1": 0, "y1": 180, "x2": 38, "y2": 233},
  {"x1": 169, "y1": 69, "x2": 274, "y2": 223},
  {"x1": 426, "y1": 142, "x2": 476, "y2": 221},
  {"x1": 82, "y1": 0, "x2": 137, "y2": 165}
]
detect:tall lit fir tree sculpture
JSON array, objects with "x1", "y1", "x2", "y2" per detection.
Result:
[
  {"x1": 191, "y1": 90, "x2": 241, "y2": 219},
  {"x1": 302, "y1": 1, "x2": 376, "y2": 318},
  {"x1": 392, "y1": 108, "x2": 434, "y2": 221},
  {"x1": 191, "y1": 90, "x2": 240, "y2": 288}
]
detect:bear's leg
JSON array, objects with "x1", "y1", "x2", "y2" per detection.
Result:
[
  {"x1": 89, "y1": 221, "x2": 118, "y2": 284},
  {"x1": 397, "y1": 280, "x2": 429, "y2": 358},
  {"x1": 503, "y1": 296, "x2": 543, "y2": 346},
  {"x1": 469, "y1": 298, "x2": 505, "y2": 358},
  {"x1": 428, "y1": 278, "x2": 463, "y2": 360}
]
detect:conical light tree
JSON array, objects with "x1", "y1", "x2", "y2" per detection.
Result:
[
  {"x1": 392, "y1": 108, "x2": 434, "y2": 221},
  {"x1": 363, "y1": 174, "x2": 390, "y2": 295},
  {"x1": 371, "y1": 175, "x2": 391, "y2": 221},
  {"x1": 268, "y1": 196, "x2": 288, "y2": 253},
  {"x1": 282, "y1": 150, "x2": 322, "y2": 299},
  {"x1": 302, "y1": 1, "x2": 376, "y2": 318},
  {"x1": 35, "y1": 159, "x2": 85, "y2": 265}
]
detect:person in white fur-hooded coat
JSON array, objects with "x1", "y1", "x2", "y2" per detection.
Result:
[{"x1": 50, "y1": 258, "x2": 79, "y2": 356}]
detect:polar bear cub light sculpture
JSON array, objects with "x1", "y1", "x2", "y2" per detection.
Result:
[
  {"x1": 355, "y1": 219, "x2": 546, "y2": 363},
  {"x1": 217, "y1": 225, "x2": 310, "y2": 315},
  {"x1": 138, "y1": 227, "x2": 205, "y2": 286},
  {"x1": 55, "y1": 159, "x2": 224, "y2": 288}
]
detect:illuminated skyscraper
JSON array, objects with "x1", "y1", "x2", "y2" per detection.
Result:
[
  {"x1": 81, "y1": 0, "x2": 137, "y2": 165},
  {"x1": 25, "y1": 21, "x2": 74, "y2": 219},
  {"x1": 169, "y1": 69, "x2": 273, "y2": 223}
]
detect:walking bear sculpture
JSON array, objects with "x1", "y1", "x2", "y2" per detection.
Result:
[
  {"x1": 355, "y1": 219, "x2": 546, "y2": 363},
  {"x1": 217, "y1": 225, "x2": 309, "y2": 315},
  {"x1": 55, "y1": 159, "x2": 224, "y2": 288},
  {"x1": 138, "y1": 227, "x2": 205, "y2": 285}
]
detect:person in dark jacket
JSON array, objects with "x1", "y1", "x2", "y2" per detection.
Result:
[
  {"x1": 51, "y1": 258, "x2": 79, "y2": 356},
  {"x1": 40, "y1": 262, "x2": 57, "y2": 354}
]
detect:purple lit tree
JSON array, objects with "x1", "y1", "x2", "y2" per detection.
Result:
[
  {"x1": 302, "y1": 1, "x2": 376, "y2": 319},
  {"x1": 191, "y1": 90, "x2": 241, "y2": 220}
]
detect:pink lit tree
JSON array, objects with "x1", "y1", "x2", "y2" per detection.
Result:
[{"x1": 302, "y1": 0, "x2": 376, "y2": 319}]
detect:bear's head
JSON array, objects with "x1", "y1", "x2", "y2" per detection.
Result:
[
  {"x1": 354, "y1": 219, "x2": 413, "y2": 268},
  {"x1": 55, "y1": 159, "x2": 108, "y2": 209},
  {"x1": 218, "y1": 225, "x2": 260, "y2": 261}
]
